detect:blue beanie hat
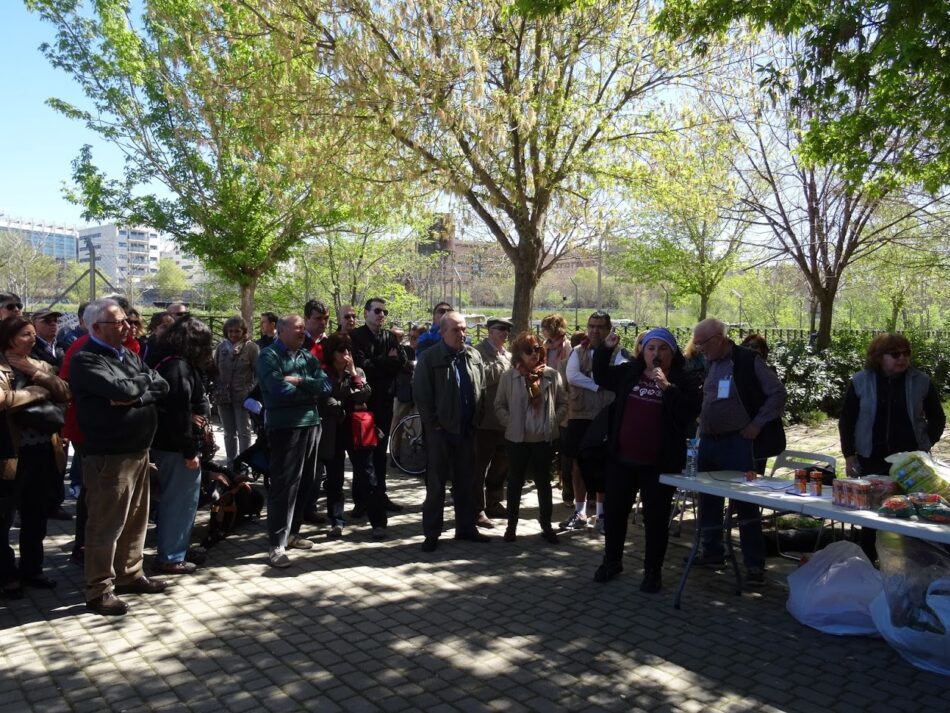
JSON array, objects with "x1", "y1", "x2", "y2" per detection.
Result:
[{"x1": 638, "y1": 327, "x2": 679, "y2": 353}]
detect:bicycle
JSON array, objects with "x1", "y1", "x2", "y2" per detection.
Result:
[{"x1": 389, "y1": 412, "x2": 427, "y2": 476}]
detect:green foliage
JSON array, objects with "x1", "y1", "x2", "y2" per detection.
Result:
[
  {"x1": 770, "y1": 340, "x2": 846, "y2": 423},
  {"x1": 656, "y1": 0, "x2": 950, "y2": 191}
]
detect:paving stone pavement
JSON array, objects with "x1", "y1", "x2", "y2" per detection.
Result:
[{"x1": 2, "y1": 422, "x2": 950, "y2": 712}]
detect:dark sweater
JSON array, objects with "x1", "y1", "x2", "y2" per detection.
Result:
[
  {"x1": 151, "y1": 356, "x2": 207, "y2": 458},
  {"x1": 70, "y1": 339, "x2": 169, "y2": 455},
  {"x1": 592, "y1": 347, "x2": 702, "y2": 473}
]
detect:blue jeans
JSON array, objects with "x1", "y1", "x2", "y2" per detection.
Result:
[
  {"x1": 697, "y1": 433, "x2": 765, "y2": 569},
  {"x1": 151, "y1": 449, "x2": 202, "y2": 564}
]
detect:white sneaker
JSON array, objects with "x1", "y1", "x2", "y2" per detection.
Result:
[
  {"x1": 268, "y1": 547, "x2": 291, "y2": 568},
  {"x1": 558, "y1": 511, "x2": 589, "y2": 531},
  {"x1": 287, "y1": 534, "x2": 314, "y2": 550}
]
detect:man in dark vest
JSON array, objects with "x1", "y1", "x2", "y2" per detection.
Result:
[{"x1": 691, "y1": 318, "x2": 786, "y2": 586}]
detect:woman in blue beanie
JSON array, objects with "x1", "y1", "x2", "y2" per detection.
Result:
[{"x1": 590, "y1": 327, "x2": 702, "y2": 592}]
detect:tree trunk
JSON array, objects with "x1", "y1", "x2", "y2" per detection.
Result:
[
  {"x1": 510, "y1": 264, "x2": 539, "y2": 334},
  {"x1": 698, "y1": 292, "x2": 709, "y2": 321},
  {"x1": 239, "y1": 277, "x2": 257, "y2": 325},
  {"x1": 814, "y1": 293, "x2": 835, "y2": 352}
]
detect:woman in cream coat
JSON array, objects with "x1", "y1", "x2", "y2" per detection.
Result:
[{"x1": 495, "y1": 331, "x2": 567, "y2": 544}]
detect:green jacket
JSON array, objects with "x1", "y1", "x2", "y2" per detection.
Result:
[
  {"x1": 413, "y1": 340, "x2": 486, "y2": 435},
  {"x1": 256, "y1": 340, "x2": 330, "y2": 430}
]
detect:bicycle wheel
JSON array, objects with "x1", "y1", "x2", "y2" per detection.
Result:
[{"x1": 390, "y1": 413, "x2": 427, "y2": 475}]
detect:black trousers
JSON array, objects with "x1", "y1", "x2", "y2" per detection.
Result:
[
  {"x1": 325, "y1": 427, "x2": 386, "y2": 529},
  {"x1": 421, "y1": 427, "x2": 476, "y2": 539},
  {"x1": 1, "y1": 442, "x2": 53, "y2": 583},
  {"x1": 266, "y1": 425, "x2": 319, "y2": 547},
  {"x1": 603, "y1": 461, "x2": 675, "y2": 574},
  {"x1": 473, "y1": 429, "x2": 507, "y2": 512},
  {"x1": 370, "y1": 404, "x2": 394, "y2": 498},
  {"x1": 505, "y1": 441, "x2": 554, "y2": 531}
]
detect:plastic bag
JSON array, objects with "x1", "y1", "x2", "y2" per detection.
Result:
[
  {"x1": 887, "y1": 451, "x2": 950, "y2": 499},
  {"x1": 869, "y1": 531, "x2": 950, "y2": 675},
  {"x1": 786, "y1": 540, "x2": 882, "y2": 636}
]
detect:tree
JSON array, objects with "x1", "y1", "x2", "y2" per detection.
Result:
[
  {"x1": 254, "y1": 0, "x2": 713, "y2": 330},
  {"x1": 708, "y1": 39, "x2": 948, "y2": 350},
  {"x1": 150, "y1": 258, "x2": 189, "y2": 303},
  {"x1": 657, "y1": 1, "x2": 950, "y2": 191},
  {"x1": 610, "y1": 114, "x2": 750, "y2": 320},
  {"x1": 28, "y1": 0, "x2": 358, "y2": 323},
  {"x1": 0, "y1": 229, "x2": 62, "y2": 306}
]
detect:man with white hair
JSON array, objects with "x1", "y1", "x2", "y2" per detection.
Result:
[
  {"x1": 690, "y1": 317, "x2": 786, "y2": 586},
  {"x1": 414, "y1": 311, "x2": 489, "y2": 551},
  {"x1": 70, "y1": 298, "x2": 170, "y2": 615}
]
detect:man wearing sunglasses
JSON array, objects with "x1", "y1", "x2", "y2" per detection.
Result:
[
  {"x1": 336, "y1": 305, "x2": 358, "y2": 334},
  {"x1": 0, "y1": 292, "x2": 23, "y2": 317},
  {"x1": 691, "y1": 317, "x2": 786, "y2": 586},
  {"x1": 30, "y1": 309, "x2": 64, "y2": 369},
  {"x1": 473, "y1": 317, "x2": 514, "y2": 526},
  {"x1": 352, "y1": 297, "x2": 408, "y2": 514},
  {"x1": 415, "y1": 302, "x2": 453, "y2": 356}
]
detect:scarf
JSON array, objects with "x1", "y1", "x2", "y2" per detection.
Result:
[{"x1": 516, "y1": 361, "x2": 546, "y2": 412}]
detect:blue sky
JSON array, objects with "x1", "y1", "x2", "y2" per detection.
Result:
[{"x1": 0, "y1": 2, "x2": 124, "y2": 227}]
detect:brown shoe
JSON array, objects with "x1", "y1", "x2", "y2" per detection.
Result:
[
  {"x1": 154, "y1": 561, "x2": 197, "y2": 575},
  {"x1": 115, "y1": 576, "x2": 169, "y2": 595},
  {"x1": 475, "y1": 512, "x2": 495, "y2": 529},
  {"x1": 86, "y1": 592, "x2": 129, "y2": 616}
]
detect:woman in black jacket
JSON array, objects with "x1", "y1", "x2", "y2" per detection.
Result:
[
  {"x1": 591, "y1": 328, "x2": 702, "y2": 593},
  {"x1": 150, "y1": 318, "x2": 213, "y2": 574}
]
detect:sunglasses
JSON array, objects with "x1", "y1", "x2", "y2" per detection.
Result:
[
  {"x1": 523, "y1": 345, "x2": 543, "y2": 355},
  {"x1": 372, "y1": 308, "x2": 389, "y2": 316},
  {"x1": 128, "y1": 320, "x2": 142, "y2": 327},
  {"x1": 886, "y1": 350, "x2": 911, "y2": 359},
  {"x1": 3, "y1": 303, "x2": 23, "y2": 311},
  {"x1": 342, "y1": 314, "x2": 357, "y2": 320},
  {"x1": 39, "y1": 316, "x2": 59, "y2": 324},
  {"x1": 491, "y1": 325, "x2": 511, "y2": 332}
]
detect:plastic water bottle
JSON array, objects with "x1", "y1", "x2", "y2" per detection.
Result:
[{"x1": 684, "y1": 438, "x2": 699, "y2": 477}]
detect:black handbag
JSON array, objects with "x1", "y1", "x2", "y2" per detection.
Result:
[{"x1": 11, "y1": 371, "x2": 66, "y2": 434}]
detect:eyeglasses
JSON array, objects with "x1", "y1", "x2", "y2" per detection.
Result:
[
  {"x1": 694, "y1": 333, "x2": 722, "y2": 348},
  {"x1": 128, "y1": 320, "x2": 141, "y2": 327},
  {"x1": 372, "y1": 308, "x2": 389, "y2": 316},
  {"x1": 523, "y1": 345, "x2": 543, "y2": 355},
  {"x1": 3, "y1": 303, "x2": 23, "y2": 311},
  {"x1": 342, "y1": 314, "x2": 357, "y2": 320},
  {"x1": 491, "y1": 326, "x2": 511, "y2": 332},
  {"x1": 39, "y1": 317, "x2": 59, "y2": 324},
  {"x1": 98, "y1": 319, "x2": 129, "y2": 326},
  {"x1": 885, "y1": 350, "x2": 911, "y2": 359}
]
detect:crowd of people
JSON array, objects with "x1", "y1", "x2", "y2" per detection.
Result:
[{"x1": 0, "y1": 287, "x2": 945, "y2": 616}]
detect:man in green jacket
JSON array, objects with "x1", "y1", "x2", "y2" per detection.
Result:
[
  {"x1": 415, "y1": 312, "x2": 489, "y2": 551},
  {"x1": 256, "y1": 314, "x2": 330, "y2": 568}
]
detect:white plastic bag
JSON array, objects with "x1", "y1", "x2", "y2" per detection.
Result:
[
  {"x1": 870, "y1": 580, "x2": 950, "y2": 676},
  {"x1": 786, "y1": 540, "x2": 882, "y2": 636}
]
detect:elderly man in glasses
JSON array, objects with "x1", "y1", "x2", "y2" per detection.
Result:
[
  {"x1": 415, "y1": 311, "x2": 489, "y2": 551},
  {"x1": 690, "y1": 317, "x2": 787, "y2": 587},
  {"x1": 70, "y1": 298, "x2": 170, "y2": 615},
  {"x1": 351, "y1": 297, "x2": 408, "y2": 515},
  {"x1": 29, "y1": 309, "x2": 64, "y2": 369}
]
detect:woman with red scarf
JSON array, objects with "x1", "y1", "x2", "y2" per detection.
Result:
[{"x1": 494, "y1": 332, "x2": 567, "y2": 544}]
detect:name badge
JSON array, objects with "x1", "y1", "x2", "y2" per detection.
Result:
[{"x1": 717, "y1": 377, "x2": 731, "y2": 400}]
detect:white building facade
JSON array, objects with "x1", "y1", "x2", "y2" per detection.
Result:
[{"x1": 78, "y1": 224, "x2": 161, "y2": 286}]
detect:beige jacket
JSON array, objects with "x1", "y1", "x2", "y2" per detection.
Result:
[
  {"x1": 0, "y1": 356, "x2": 70, "y2": 478},
  {"x1": 494, "y1": 366, "x2": 567, "y2": 443},
  {"x1": 475, "y1": 338, "x2": 511, "y2": 431}
]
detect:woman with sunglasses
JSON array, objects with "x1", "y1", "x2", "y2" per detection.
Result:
[
  {"x1": 0, "y1": 316, "x2": 71, "y2": 599},
  {"x1": 494, "y1": 332, "x2": 567, "y2": 544},
  {"x1": 839, "y1": 333, "x2": 945, "y2": 559}
]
